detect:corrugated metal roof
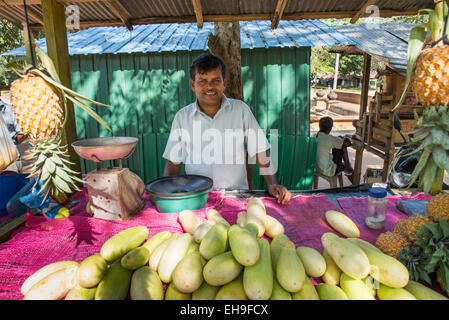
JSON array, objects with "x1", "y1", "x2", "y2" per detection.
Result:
[
  {"x1": 2, "y1": 19, "x2": 356, "y2": 56},
  {"x1": 332, "y1": 23, "x2": 418, "y2": 75},
  {"x1": 0, "y1": 0, "x2": 435, "y2": 28}
]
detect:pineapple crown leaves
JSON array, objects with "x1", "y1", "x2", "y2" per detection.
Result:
[
  {"x1": 398, "y1": 245, "x2": 433, "y2": 284},
  {"x1": 415, "y1": 218, "x2": 449, "y2": 278},
  {"x1": 28, "y1": 138, "x2": 84, "y2": 203},
  {"x1": 394, "y1": 0, "x2": 449, "y2": 111}
]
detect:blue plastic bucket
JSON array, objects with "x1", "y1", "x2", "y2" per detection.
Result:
[{"x1": 0, "y1": 173, "x2": 28, "y2": 216}]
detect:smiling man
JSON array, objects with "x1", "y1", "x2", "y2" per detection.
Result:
[{"x1": 162, "y1": 53, "x2": 291, "y2": 204}]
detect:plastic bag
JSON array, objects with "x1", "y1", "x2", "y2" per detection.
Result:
[{"x1": 0, "y1": 113, "x2": 18, "y2": 170}]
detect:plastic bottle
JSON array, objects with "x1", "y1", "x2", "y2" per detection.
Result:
[{"x1": 365, "y1": 187, "x2": 387, "y2": 230}]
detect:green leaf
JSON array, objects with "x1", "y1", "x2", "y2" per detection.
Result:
[
  {"x1": 65, "y1": 95, "x2": 112, "y2": 132},
  {"x1": 52, "y1": 175, "x2": 73, "y2": 194},
  {"x1": 408, "y1": 149, "x2": 431, "y2": 187},
  {"x1": 31, "y1": 69, "x2": 111, "y2": 107},
  {"x1": 431, "y1": 127, "x2": 446, "y2": 145},
  {"x1": 35, "y1": 45, "x2": 60, "y2": 83},
  {"x1": 432, "y1": 146, "x2": 448, "y2": 170},
  {"x1": 440, "y1": 218, "x2": 449, "y2": 238},
  {"x1": 393, "y1": 25, "x2": 428, "y2": 110},
  {"x1": 422, "y1": 157, "x2": 438, "y2": 194}
]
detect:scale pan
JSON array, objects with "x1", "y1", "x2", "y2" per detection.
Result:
[{"x1": 72, "y1": 137, "x2": 138, "y2": 162}]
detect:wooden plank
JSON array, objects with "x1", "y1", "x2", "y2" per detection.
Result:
[
  {"x1": 359, "y1": 53, "x2": 372, "y2": 116},
  {"x1": 372, "y1": 126, "x2": 392, "y2": 139},
  {"x1": 41, "y1": 0, "x2": 81, "y2": 179},
  {"x1": 271, "y1": 0, "x2": 288, "y2": 29},
  {"x1": 103, "y1": 0, "x2": 133, "y2": 30},
  {"x1": 191, "y1": 0, "x2": 204, "y2": 28},
  {"x1": 350, "y1": 0, "x2": 378, "y2": 24}
]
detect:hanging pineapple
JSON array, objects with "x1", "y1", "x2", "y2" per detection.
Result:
[
  {"x1": 393, "y1": 0, "x2": 449, "y2": 194},
  {"x1": 8, "y1": 32, "x2": 111, "y2": 202}
]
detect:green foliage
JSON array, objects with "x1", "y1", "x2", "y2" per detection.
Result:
[{"x1": 0, "y1": 17, "x2": 24, "y2": 86}]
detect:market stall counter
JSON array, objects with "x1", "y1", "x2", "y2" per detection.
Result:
[{"x1": 0, "y1": 184, "x2": 442, "y2": 300}]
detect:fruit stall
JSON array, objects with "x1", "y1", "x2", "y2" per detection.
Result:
[{"x1": 1, "y1": 0, "x2": 448, "y2": 303}]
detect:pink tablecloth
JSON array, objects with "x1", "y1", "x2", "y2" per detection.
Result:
[
  {"x1": 337, "y1": 192, "x2": 432, "y2": 244},
  {"x1": 0, "y1": 188, "x2": 433, "y2": 300}
]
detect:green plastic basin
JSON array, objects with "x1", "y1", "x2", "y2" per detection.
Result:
[{"x1": 146, "y1": 175, "x2": 213, "y2": 213}]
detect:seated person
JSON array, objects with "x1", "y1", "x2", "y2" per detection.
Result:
[{"x1": 315, "y1": 116, "x2": 354, "y2": 183}]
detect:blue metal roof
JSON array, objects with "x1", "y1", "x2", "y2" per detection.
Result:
[
  {"x1": 2, "y1": 20, "x2": 356, "y2": 56},
  {"x1": 332, "y1": 23, "x2": 419, "y2": 75}
]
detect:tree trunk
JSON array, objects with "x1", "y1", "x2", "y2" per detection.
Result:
[
  {"x1": 207, "y1": 22, "x2": 254, "y2": 189},
  {"x1": 208, "y1": 21, "x2": 243, "y2": 101}
]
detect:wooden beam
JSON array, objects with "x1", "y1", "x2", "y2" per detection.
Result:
[
  {"x1": 191, "y1": 0, "x2": 203, "y2": 29},
  {"x1": 351, "y1": 0, "x2": 378, "y2": 24},
  {"x1": 41, "y1": 0, "x2": 81, "y2": 183},
  {"x1": 271, "y1": 0, "x2": 287, "y2": 29},
  {"x1": 20, "y1": 5, "x2": 44, "y2": 25},
  {"x1": 360, "y1": 52, "x2": 372, "y2": 116},
  {"x1": 23, "y1": 8, "x2": 426, "y2": 31},
  {"x1": 103, "y1": 0, "x2": 132, "y2": 30}
]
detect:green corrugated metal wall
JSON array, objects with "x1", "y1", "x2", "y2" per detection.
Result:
[{"x1": 70, "y1": 47, "x2": 316, "y2": 190}]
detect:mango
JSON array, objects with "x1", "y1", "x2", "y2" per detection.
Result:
[
  {"x1": 158, "y1": 233, "x2": 192, "y2": 283},
  {"x1": 317, "y1": 283, "x2": 348, "y2": 300},
  {"x1": 339, "y1": 273, "x2": 375, "y2": 300},
  {"x1": 193, "y1": 220, "x2": 216, "y2": 244},
  {"x1": 404, "y1": 280, "x2": 449, "y2": 300},
  {"x1": 322, "y1": 249, "x2": 341, "y2": 285},
  {"x1": 296, "y1": 246, "x2": 326, "y2": 278},
  {"x1": 348, "y1": 237, "x2": 409, "y2": 288},
  {"x1": 243, "y1": 238, "x2": 273, "y2": 300},
  {"x1": 215, "y1": 274, "x2": 248, "y2": 300},
  {"x1": 270, "y1": 277, "x2": 292, "y2": 300},
  {"x1": 130, "y1": 266, "x2": 164, "y2": 300},
  {"x1": 203, "y1": 251, "x2": 243, "y2": 286},
  {"x1": 325, "y1": 210, "x2": 360, "y2": 238},
  {"x1": 165, "y1": 281, "x2": 191, "y2": 300},
  {"x1": 200, "y1": 222, "x2": 229, "y2": 260},
  {"x1": 78, "y1": 254, "x2": 108, "y2": 288},
  {"x1": 291, "y1": 277, "x2": 319, "y2": 300},
  {"x1": 172, "y1": 251, "x2": 205, "y2": 293},
  {"x1": 95, "y1": 260, "x2": 132, "y2": 300},
  {"x1": 100, "y1": 226, "x2": 149, "y2": 262},
  {"x1": 228, "y1": 224, "x2": 260, "y2": 266},
  {"x1": 270, "y1": 233, "x2": 290, "y2": 268},
  {"x1": 276, "y1": 241, "x2": 306, "y2": 292},
  {"x1": 377, "y1": 283, "x2": 417, "y2": 300},
  {"x1": 321, "y1": 232, "x2": 370, "y2": 280},
  {"x1": 178, "y1": 210, "x2": 203, "y2": 235},
  {"x1": 142, "y1": 231, "x2": 171, "y2": 255},
  {"x1": 65, "y1": 285, "x2": 96, "y2": 300},
  {"x1": 121, "y1": 246, "x2": 150, "y2": 270},
  {"x1": 206, "y1": 209, "x2": 230, "y2": 228},
  {"x1": 192, "y1": 282, "x2": 220, "y2": 300}
]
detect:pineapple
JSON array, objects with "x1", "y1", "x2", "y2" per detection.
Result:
[
  {"x1": 393, "y1": 219, "x2": 409, "y2": 238},
  {"x1": 412, "y1": 45, "x2": 449, "y2": 106},
  {"x1": 393, "y1": 0, "x2": 449, "y2": 194},
  {"x1": 404, "y1": 215, "x2": 435, "y2": 243},
  {"x1": 8, "y1": 42, "x2": 111, "y2": 202},
  {"x1": 10, "y1": 74, "x2": 63, "y2": 141},
  {"x1": 375, "y1": 231, "x2": 412, "y2": 258},
  {"x1": 427, "y1": 192, "x2": 449, "y2": 221}
]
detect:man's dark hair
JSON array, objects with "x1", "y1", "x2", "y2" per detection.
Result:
[
  {"x1": 190, "y1": 53, "x2": 226, "y2": 80},
  {"x1": 319, "y1": 116, "x2": 334, "y2": 133}
]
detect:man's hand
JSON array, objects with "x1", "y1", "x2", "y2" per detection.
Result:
[{"x1": 268, "y1": 184, "x2": 292, "y2": 205}]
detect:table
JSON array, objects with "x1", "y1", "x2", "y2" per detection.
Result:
[{"x1": 0, "y1": 184, "x2": 432, "y2": 299}]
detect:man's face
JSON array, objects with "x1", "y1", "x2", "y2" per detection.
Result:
[{"x1": 190, "y1": 67, "x2": 226, "y2": 109}]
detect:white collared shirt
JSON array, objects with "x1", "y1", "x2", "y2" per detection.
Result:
[{"x1": 162, "y1": 95, "x2": 270, "y2": 190}]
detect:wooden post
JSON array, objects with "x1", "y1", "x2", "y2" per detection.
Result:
[
  {"x1": 353, "y1": 53, "x2": 372, "y2": 185},
  {"x1": 41, "y1": 0, "x2": 81, "y2": 180},
  {"x1": 333, "y1": 53, "x2": 340, "y2": 90}
]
